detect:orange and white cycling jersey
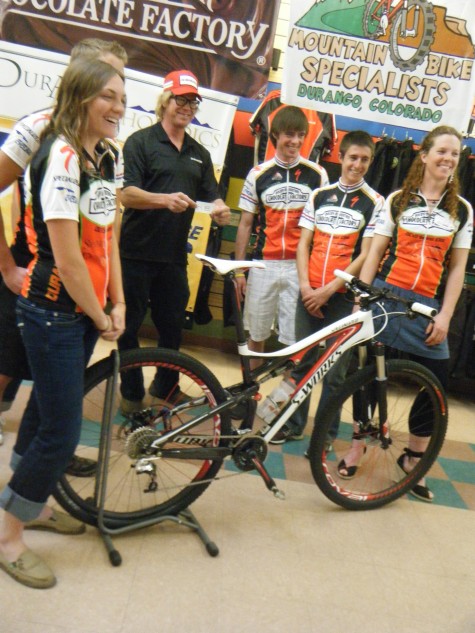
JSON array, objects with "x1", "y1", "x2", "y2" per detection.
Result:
[
  {"x1": 375, "y1": 190, "x2": 473, "y2": 298},
  {"x1": 239, "y1": 155, "x2": 329, "y2": 260},
  {"x1": 300, "y1": 179, "x2": 384, "y2": 290},
  {"x1": 1, "y1": 108, "x2": 123, "y2": 269},
  {"x1": 22, "y1": 135, "x2": 118, "y2": 311}
]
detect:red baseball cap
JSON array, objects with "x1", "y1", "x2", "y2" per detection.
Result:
[{"x1": 163, "y1": 70, "x2": 202, "y2": 100}]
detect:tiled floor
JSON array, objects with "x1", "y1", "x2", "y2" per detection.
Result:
[{"x1": 1, "y1": 340, "x2": 474, "y2": 633}]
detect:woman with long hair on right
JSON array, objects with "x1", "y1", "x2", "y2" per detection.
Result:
[{"x1": 337, "y1": 125, "x2": 473, "y2": 502}]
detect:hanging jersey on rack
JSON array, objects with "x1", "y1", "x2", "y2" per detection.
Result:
[
  {"x1": 249, "y1": 89, "x2": 337, "y2": 165},
  {"x1": 364, "y1": 137, "x2": 417, "y2": 198}
]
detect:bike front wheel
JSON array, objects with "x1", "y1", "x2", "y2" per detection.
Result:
[
  {"x1": 309, "y1": 359, "x2": 447, "y2": 510},
  {"x1": 389, "y1": 0, "x2": 436, "y2": 71},
  {"x1": 54, "y1": 348, "x2": 231, "y2": 528}
]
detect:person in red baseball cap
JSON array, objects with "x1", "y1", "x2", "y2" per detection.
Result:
[
  {"x1": 117, "y1": 69, "x2": 230, "y2": 413},
  {"x1": 163, "y1": 69, "x2": 202, "y2": 100}
]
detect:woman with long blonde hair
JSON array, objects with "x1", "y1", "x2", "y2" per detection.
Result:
[{"x1": 0, "y1": 58, "x2": 126, "y2": 588}]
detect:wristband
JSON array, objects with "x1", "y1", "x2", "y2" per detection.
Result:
[{"x1": 234, "y1": 273, "x2": 245, "y2": 278}]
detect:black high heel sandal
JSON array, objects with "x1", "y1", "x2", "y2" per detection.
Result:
[
  {"x1": 337, "y1": 432, "x2": 367, "y2": 480},
  {"x1": 397, "y1": 448, "x2": 434, "y2": 503}
]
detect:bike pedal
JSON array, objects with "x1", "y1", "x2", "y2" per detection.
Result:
[{"x1": 272, "y1": 487, "x2": 285, "y2": 500}]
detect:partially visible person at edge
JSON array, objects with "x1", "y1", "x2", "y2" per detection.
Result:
[
  {"x1": 0, "y1": 39, "x2": 127, "y2": 462},
  {"x1": 273, "y1": 131, "x2": 384, "y2": 445},
  {"x1": 0, "y1": 58, "x2": 126, "y2": 589},
  {"x1": 234, "y1": 106, "x2": 329, "y2": 372},
  {"x1": 118, "y1": 69, "x2": 230, "y2": 414},
  {"x1": 340, "y1": 125, "x2": 473, "y2": 503}
]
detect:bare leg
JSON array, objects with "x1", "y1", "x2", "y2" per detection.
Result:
[
  {"x1": 337, "y1": 422, "x2": 366, "y2": 478},
  {"x1": 0, "y1": 511, "x2": 26, "y2": 563},
  {"x1": 0, "y1": 509, "x2": 56, "y2": 588},
  {"x1": 402, "y1": 434, "x2": 433, "y2": 501},
  {"x1": 248, "y1": 338, "x2": 265, "y2": 371}
]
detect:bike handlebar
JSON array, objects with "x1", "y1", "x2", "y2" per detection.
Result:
[{"x1": 334, "y1": 269, "x2": 437, "y2": 320}]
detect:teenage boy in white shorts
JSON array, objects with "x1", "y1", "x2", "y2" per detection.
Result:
[{"x1": 235, "y1": 106, "x2": 329, "y2": 368}]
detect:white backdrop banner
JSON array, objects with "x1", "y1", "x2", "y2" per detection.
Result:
[
  {"x1": 0, "y1": 41, "x2": 238, "y2": 172},
  {"x1": 0, "y1": 0, "x2": 280, "y2": 99},
  {"x1": 281, "y1": 0, "x2": 475, "y2": 132}
]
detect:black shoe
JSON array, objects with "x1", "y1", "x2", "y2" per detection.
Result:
[
  {"x1": 120, "y1": 397, "x2": 145, "y2": 415},
  {"x1": 149, "y1": 382, "x2": 192, "y2": 405},
  {"x1": 65, "y1": 455, "x2": 97, "y2": 478},
  {"x1": 304, "y1": 437, "x2": 333, "y2": 459},
  {"x1": 269, "y1": 425, "x2": 304, "y2": 445},
  {"x1": 396, "y1": 450, "x2": 434, "y2": 503}
]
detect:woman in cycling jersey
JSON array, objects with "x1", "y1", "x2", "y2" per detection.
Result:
[
  {"x1": 0, "y1": 58, "x2": 126, "y2": 588},
  {"x1": 338, "y1": 125, "x2": 473, "y2": 502}
]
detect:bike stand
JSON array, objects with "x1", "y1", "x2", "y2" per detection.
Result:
[
  {"x1": 98, "y1": 509, "x2": 219, "y2": 567},
  {"x1": 94, "y1": 350, "x2": 219, "y2": 567}
]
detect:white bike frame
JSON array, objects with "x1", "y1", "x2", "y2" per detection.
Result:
[
  {"x1": 195, "y1": 254, "x2": 435, "y2": 445},
  {"x1": 241, "y1": 307, "x2": 377, "y2": 443}
]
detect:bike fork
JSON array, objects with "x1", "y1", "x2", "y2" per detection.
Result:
[
  {"x1": 354, "y1": 344, "x2": 389, "y2": 447},
  {"x1": 373, "y1": 343, "x2": 390, "y2": 448},
  {"x1": 400, "y1": 1, "x2": 419, "y2": 38}
]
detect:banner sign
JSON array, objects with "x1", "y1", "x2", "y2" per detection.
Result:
[
  {"x1": 0, "y1": 41, "x2": 238, "y2": 171},
  {"x1": 186, "y1": 210, "x2": 212, "y2": 313},
  {"x1": 0, "y1": 0, "x2": 281, "y2": 99},
  {"x1": 281, "y1": 0, "x2": 475, "y2": 132}
]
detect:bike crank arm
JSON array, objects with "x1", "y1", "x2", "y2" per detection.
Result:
[{"x1": 250, "y1": 455, "x2": 285, "y2": 500}]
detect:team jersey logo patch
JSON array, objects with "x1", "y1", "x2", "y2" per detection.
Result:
[
  {"x1": 265, "y1": 184, "x2": 309, "y2": 205},
  {"x1": 89, "y1": 186, "x2": 116, "y2": 217},
  {"x1": 402, "y1": 209, "x2": 455, "y2": 234},
  {"x1": 315, "y1": 208, "x2": 361, "y2": 231}
]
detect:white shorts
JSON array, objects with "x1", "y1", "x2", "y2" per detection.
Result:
[{"x1": 244, "y1": 260, "x2": 299, "y2": 345}]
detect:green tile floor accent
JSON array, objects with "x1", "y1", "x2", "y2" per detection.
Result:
[
  {"x1": 437, "y1": 457, "x2": 475, "y2": 485},
  {"x1": 256, "y1": 435, "x2": 475, "y2": 510}
]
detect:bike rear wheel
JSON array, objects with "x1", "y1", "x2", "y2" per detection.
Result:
[
  {"x1": 309, "y1": 359, "x2": 447, "y2": 510},
  {"x1": 363, "y1": 0, "x2": 388, "y2": 39},
  {"x1": 54, "y1": 348, "x2": 231, "y2": 528}
]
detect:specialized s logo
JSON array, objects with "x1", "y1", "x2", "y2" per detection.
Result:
[
  {"x1": 350, "y1": 196, "x2": 359, "y2": 208},
  {"x1": 60, "y1": 145, "x2": 76, "y2": 172},
  {"x1": 294, "y1": 169, "x2": 302, "y2": 182}
]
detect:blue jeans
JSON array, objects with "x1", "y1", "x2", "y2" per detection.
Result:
[
  {"x1": 118, "y1": 259, "x2": 189, "y2": 401},
  {"x1": 287, "y1": 292, "x2": 354, "y2": 437},
  {"x1": 0, "y1": 298, "x2": 98, "y2": 522}
]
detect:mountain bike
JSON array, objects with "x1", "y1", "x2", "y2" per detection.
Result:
[
  {"x1": 363, "y1": 0, "x2": 436, "y2": 71},
  {"x1": 53, "y1": 255, "x2": 447, "y2": 531}
]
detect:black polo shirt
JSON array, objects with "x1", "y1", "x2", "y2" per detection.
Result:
[{"x1": 120, "y1": 122, "x2": 219, "y2": 264}]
